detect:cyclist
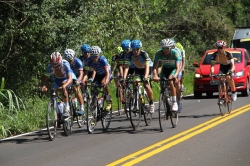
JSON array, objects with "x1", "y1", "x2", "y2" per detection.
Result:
[
  {"x1": 82, "y1": 46, "x2": 113, "y2": 111},
  {"x1": 63, "y1": 49, "x2": 85, "y2": 115},
  {"x1": 41, "y1": 52, "x2": 77, "y2": 117},
  {"x1": 80, "y1": 44, "x2": 96, "y2": 81},
  {"x1": 152, "y1": 38, "x2": 181, "y2": 111},
  {"x1": 111, "y1": 46, "x2": 123, "y2": 86},
  {"x1": 210, "y1": 40, "x2": 237, "y2": 101},
  {"x1": 122, "y1": 39, "x2": 155, "y2": 113},
  {"x1": 119, "y1": 39, "x2": 134, "y2": 77},
  {"x1": 175, "y1": 42, "x2": 186, "y2": 92},
  {"x1": 171, "y1": 38, "x2": 184, "y2": 113}
]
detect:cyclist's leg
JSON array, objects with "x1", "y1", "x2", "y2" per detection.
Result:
[
  {"x1": 74, "y1": 84, "x2": 85, "y2": 115},
  {"x1": 162, "y1": 67, "x2": 178, "y2": 111},
  {"x1": 176, "y1": 71, "x2": 182, "y2": 113},
  {"x1": 222, "y1": 64, "x2": 237, "y2": 101}
]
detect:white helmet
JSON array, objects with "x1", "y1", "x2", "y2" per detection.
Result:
[
  {"x1": 90, "y1": 46, "x2": 101, "y2": 55},
  {"x1": 64, "y1": 49, "x2": 75, "y2": 61},
  {"x1": 160, "y1": 38, "x2": 174, "y2": 47}
]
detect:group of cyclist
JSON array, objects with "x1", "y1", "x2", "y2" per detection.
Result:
[{"x1": 41, "y1": 37, "x2": 237, "y2": 120}]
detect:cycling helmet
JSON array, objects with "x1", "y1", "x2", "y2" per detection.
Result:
[
  {"x1": 121, "y1": 39, "x2": 131, "y2": 50},
  {"x1": 50, "y1": 52, "x2": 62, "y2": 66},
  {"x1": 160, "y1": 38, "x2": 174, "y2": 47},
  {"x1": 176, "y1": 42, "x2": 184, "y2": 51},
  {"x1": 90, "y1": 46, "x2": 101, "y2": 55},
  {"x1": 81, "y1": 44, "x2": 91, "y2": 53},
  {"x1": 64, "y1": 49, "x2": 75, "y2": 61},
  {"x1": 131, "y1": 40, "x2": 142, "y2": 49},
  {"x1": 170, "y1": 38, "x2": 176, "y2": 46},
  {"x1": 215, "y1": 40, "x2": 226, "y2": 47},
  {"x1": 117, "y1": 46, "x2": 123, "y2": 54}
]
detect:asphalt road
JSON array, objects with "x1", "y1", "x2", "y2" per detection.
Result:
[{"x1": 1, "y1": 93, "x2": 250, "y2": 166}]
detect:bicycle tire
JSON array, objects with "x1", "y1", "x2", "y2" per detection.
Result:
[
  {"x1": 166, "y1": 98, "x2": 178, "y2": 128},
  {"x1": 116, "y1": 88, "x2": 123, "y2": 116},
  {"x1": 143, "y1": 93, "x2": 152, "y2": 126},
  {"x1": 123, "y1": 88, "x2": 131, "y2": 119},
  {"x1": 158, "y1": 94, "x2": 167, "y2": 132},
  {"x1": 86, "y1": 99, "x2": 98, "y2": 134},
  {"x1": 101, "y1": 102, "x2": 112, "y2": 130},
  {"x1": 218, "y1": 84, "x2": 227, "y2": 116},
  {"x1": 129, "y1": 91, "x2": 141, "y2": 130},
  {"x1": 226, "y1": 84, "x2": 233, "y2": 114},
  {"x1": 46, "y1": 100, "x2": 58, "y2": 141},
  {"x1": 63, "y1": 99, "x2": 73, "y2": 136}
]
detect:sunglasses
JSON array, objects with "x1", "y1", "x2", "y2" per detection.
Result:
[
  {"x1": 162, "y1": 47, "x2": 171, "y2": 50},
  {"x1": 217, "y1": 47, "x2": 223, "y2": 49},
  {"x1": 132, "y1": 48, "x2": 140, "y2": 51},
  {"x1": 91, "y1": 55, "x2": 99, "y2": 59},
  {"x1": 83, "y1": 52, "x2": 89, "y2": 54}
]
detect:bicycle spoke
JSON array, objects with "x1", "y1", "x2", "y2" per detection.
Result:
[
  {"x1": 46, "y1": 100, "x2": 58, "y2": 141},
  {"x1": 158, "y1": 94, "x2": 167, "y2": 132},
  {"x1": 129, "y1": 92, "x2": 141, "y2": 130},
  {"x1": 143, "y1": 93, "x2": 152, "y2": 126}
]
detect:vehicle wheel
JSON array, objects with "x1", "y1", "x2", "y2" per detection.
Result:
[
  {"x1": 46, "y1": 100, "x2": 58, "y2": 141},
  {"x1": 194, "y1": 92, "x2": 202, "y2": 99},
  {"x1": 158, "y1": 94, "x2": 167, "y2": 132},
  {"x1": 206, "y1": 92, "x2": 213, "y2": 98},
  {"x1": 86, "y1": 100, "x2": 98, "y2": 134},
  {"x1": 129, "y1": 91, "x2": 141, "y2": 130},
  {"x1": 241, "y1": 79, "x2": 249, "y2": 97}
]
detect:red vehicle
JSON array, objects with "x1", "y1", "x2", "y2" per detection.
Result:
[{"x1": 193, "y1": 48, "x2": 250, "y2": 98}]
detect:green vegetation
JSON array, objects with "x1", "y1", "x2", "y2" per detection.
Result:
[{"x1": 0, "y1": 0, "x2": 250, "y2": 138}]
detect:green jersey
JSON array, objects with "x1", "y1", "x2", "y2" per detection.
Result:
[{"x1": 154, "y1": 49, "x2": 181, "y2": 69}]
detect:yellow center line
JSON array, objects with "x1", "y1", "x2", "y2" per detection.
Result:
[{"x1": 107, "y1": 104, "x2": 250, "y2": 166}]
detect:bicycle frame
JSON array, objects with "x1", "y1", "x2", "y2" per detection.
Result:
[{"x1": 211, "y1": 73, "x2": 233, "y2": 116}]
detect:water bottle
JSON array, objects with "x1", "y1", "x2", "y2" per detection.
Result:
[
  {"x1": 98, "y1": 97, "x2": 104, "y2": 108},
  {"x1": 72, "y1": 98, "x2": 78, "y2": 109},
  {"x1": 57, "y1": 102, "x2": 64, "y2": 114}
]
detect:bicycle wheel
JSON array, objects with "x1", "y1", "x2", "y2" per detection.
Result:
[
  {"x1": 129, "y1": 91, "x2": 141, "y2": 130},
  {"x1": 116, "y1": 88, "x2": 123, "y2": 116},
  {"x1": 226, "y1": 85, "x2": 233, "y2": 114},
  {"x1": 86, "y1": 100, "x2": 98, "y2": 134},
  {"x1": 158, "y1": 94, "x2": 167, "y2": 132},
  {"x1": 143, "y1": 93, "x2": 152, "y2": 126},
  {"x1": 123, "y1": 88, "x2": 131, "y2": 119},
  {"x1": 218, "y1": 85, "x2": 227, "y2": 116},
  {"x1": 46, "y1": 100, "x2": 58, "y2": 141},
  {"x1": 166, "y1": 99, "x2": 178, "y2": 128},
  {"x1": 101, "y1": 101, "x2": 112, "y2": 130},
  {"x1": 63, "y1": 100, "x2": 73, "y2": 136}
]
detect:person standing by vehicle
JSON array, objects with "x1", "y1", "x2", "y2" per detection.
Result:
[
  {"x1": 64, "y1": 49, "x2": 85, "y2": 115},
  {"x1": 152, "y1": 38, "x2": 181, "y2": 111},
  {"x1": 82, "y1": 46, "x2": 113, "y2": 111},
  {"x1": 41, "y1": 52, "x2": 77, "y2": 117},
  {"x1": 210, "y1": 40, "x2": 237, "y2": 101},
  {"x1": 122, "y1": 39, "x2": 155, "y2": 113}
]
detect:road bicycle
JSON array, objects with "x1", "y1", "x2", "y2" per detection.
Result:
[
  {"x1": 127, "y1": 76, "x2": 152, "y2": 130},
  {"x1": 158, "y1": 77, "x2": 178, "y2": 132},
  {"x1": 114, "y1": 76, "x2": 126, "y2": 116},
  {"x1": 85, "y1": 82, "x2": 112, "y2": 134},
  {"x1": 46, "y1": 87, "x2": 74, "y2": 140},
  {"x1": 210, "y1": 73, "x2": 233, "y2": 116}
]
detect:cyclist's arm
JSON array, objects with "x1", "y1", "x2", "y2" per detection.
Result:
[
  {"x1": 174, "y1": 62, "x2": 180, "y2": 78},
  {"x1": 123, "y1": 64, "x2": 129, "y2": 80},
  {"x1": 63, "y1": 73, "x2": 73, "y2": 89},
  {"x1": 41, "y1": 75, "x2": 49, "y2": 89},
  {"x1": 103, "y1": 66, "x2": 110, "y2": 85},
  {"x1": 83, "y1": 68, "x2": 89, "y2": 82},
  {"x1": 144, "y1": 63, "x2": 150, "y2": 79},
  {"x1": 181, "y1": 50, "x2": 186, "y2": 71},
  {"x1": 153, "y1": 60, "x2": 159, "y2": 77}
]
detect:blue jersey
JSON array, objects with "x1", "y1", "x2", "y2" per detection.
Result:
[
  {"x1": 70, "y1": 58, "x2": 83, "y2": 77},
  {"x1": 86, "y1": 56, "x2": 111, "y2": 75}
]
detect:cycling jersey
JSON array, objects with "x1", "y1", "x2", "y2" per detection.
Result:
[
  {"x1": 86, "y1": 55, "x2": 111, "y2": 75},
  {"x1": 70, "y1": 58, "x2": 83, "y2": 77},
  {"x1": 45, "y1": 60, "x2": 77, "y2": 89},
  {"x1": 211, "y1": 51, "x2": 233, "y2": 74},
  {"x1": 154, "y1": 49, "x2": 181, "y2": 69},
  {"x1": 126, "y1": 50, "x2": 150, "y2": 69}
]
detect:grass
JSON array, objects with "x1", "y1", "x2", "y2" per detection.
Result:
[{"x1": 0, "y1": 72, "x2": 194, "y2": 139}]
